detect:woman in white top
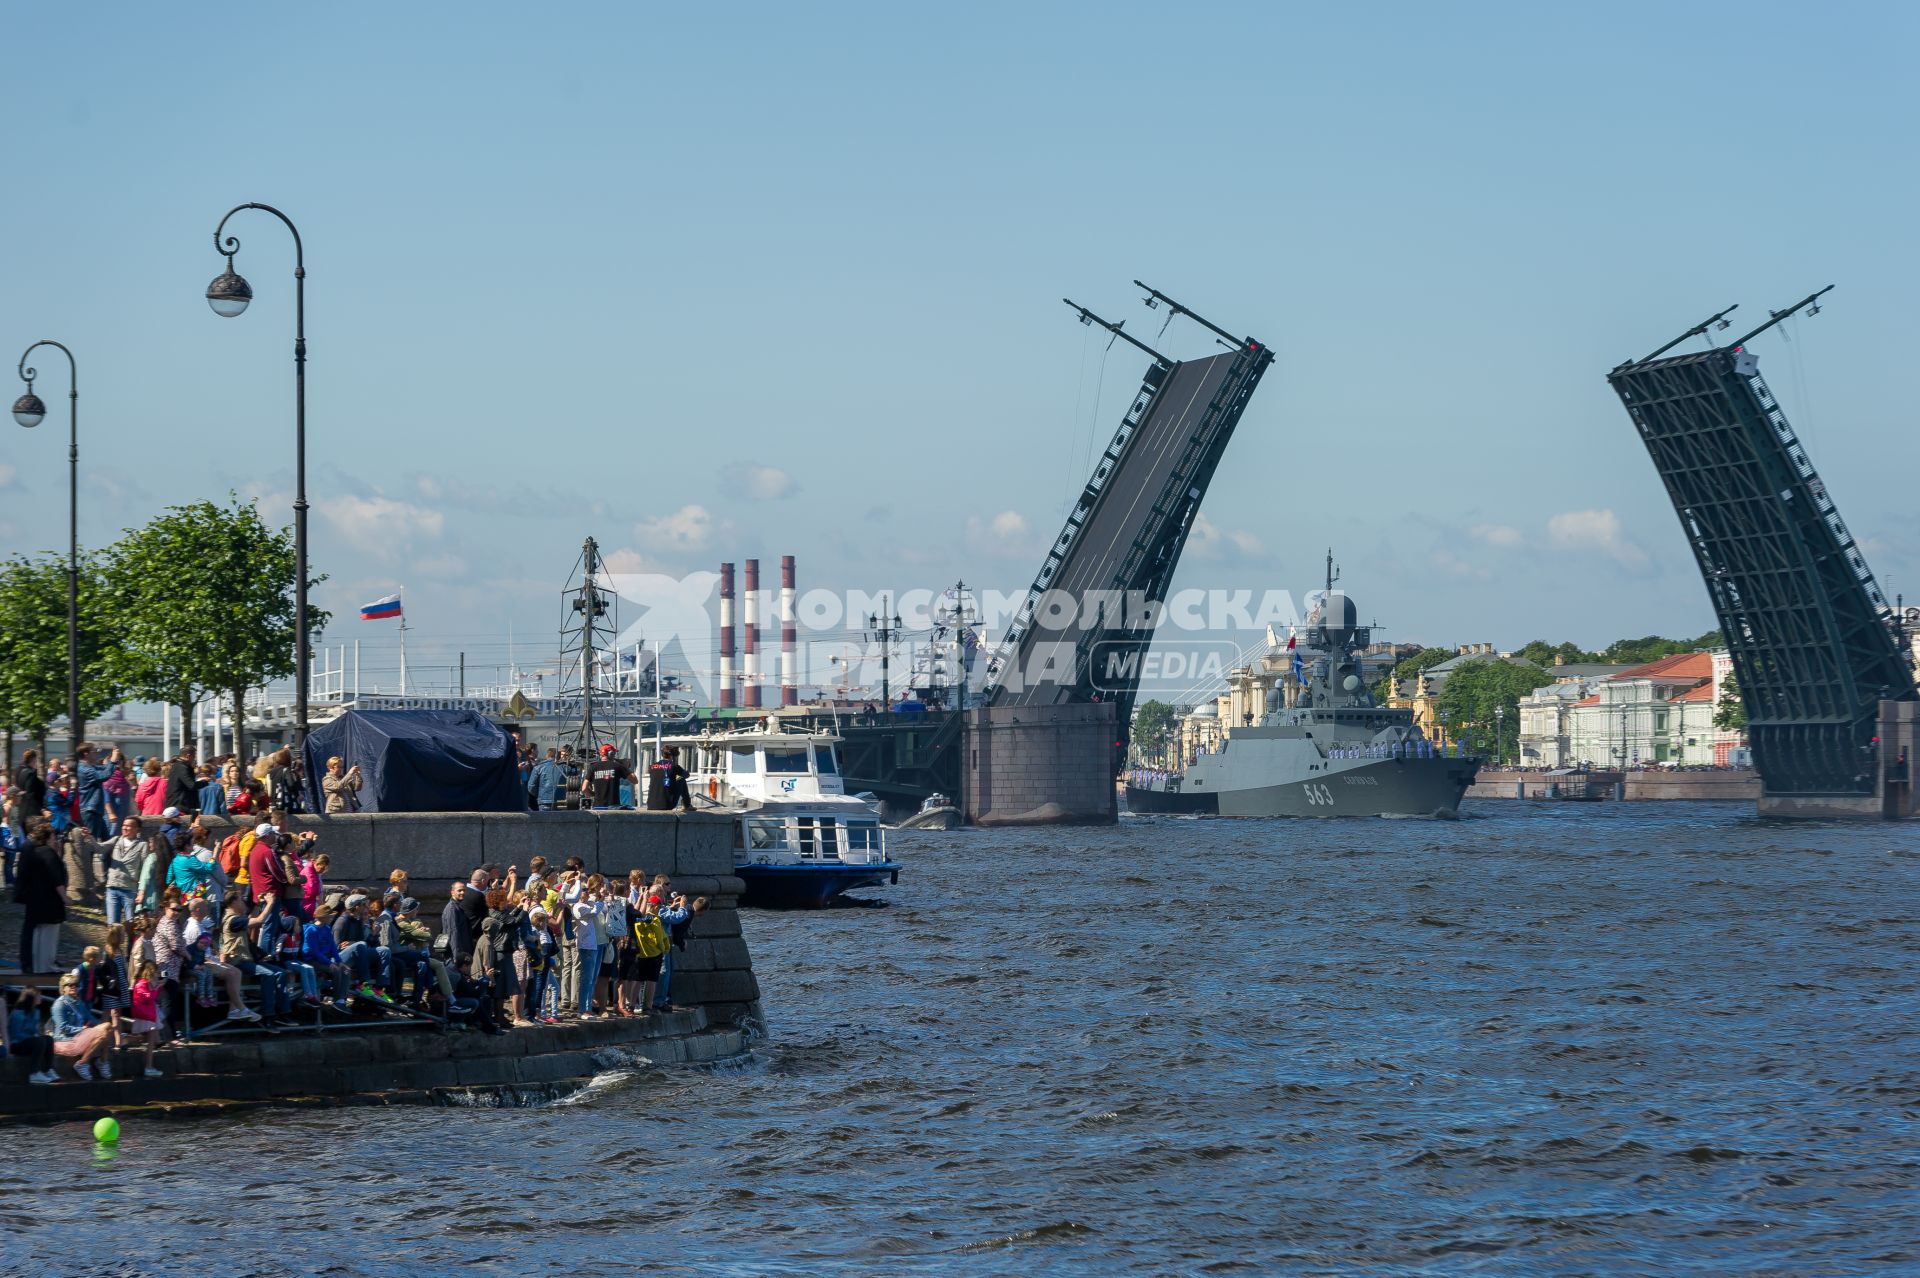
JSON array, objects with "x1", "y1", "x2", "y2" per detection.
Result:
[{"x1": 570, "y1": 877, "x2": 605, "y2": 1018}]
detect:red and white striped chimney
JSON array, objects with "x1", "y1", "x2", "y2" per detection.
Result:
[
  {"x1": 718, "y1": 562, "x2": 736, "y2": 709},
  {"x1": 780, "y1": 554, "x2": 797, "y2": 707},
  {"x1": 743, "y1": 558, "x2": 761, "y2": 709}
]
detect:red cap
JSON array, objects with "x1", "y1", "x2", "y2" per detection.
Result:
[{"x1": 599, "y1": 743, "x2": 616, "y2": 756}]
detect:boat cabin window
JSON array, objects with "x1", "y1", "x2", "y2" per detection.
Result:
[
  {"x1": 729, "y1": 747, "x2": 757, "y2": 774},
  {"x1": 814, "y1": 745, "x2": 839, "y2": 775},
  {"x1": 844, "y1": 820, "x2": 880, "y2": 852},
  {"x1": 746, "y1": 817, "x2": 788, "y2": 850},
  {"x1": 765, "y1": 748, "x2": 810, "y2": 774}
]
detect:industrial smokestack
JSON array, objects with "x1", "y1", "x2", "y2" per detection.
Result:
[
  {"x1": 744, "y1": 558, "x2": 761, "y2": 709},
  {"x1": 780, "y1": 555, "x2": 797, "y2": 707},
  {"x1": 718, "y1": 562, "x2": 736, "y2": 709}
]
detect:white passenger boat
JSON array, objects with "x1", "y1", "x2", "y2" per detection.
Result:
[{"x1": 640, "y1": 719, "x2": 900, "y2": 908}]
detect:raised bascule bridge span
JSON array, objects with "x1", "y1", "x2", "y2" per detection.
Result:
[
  {"x1": 963, "y1": 283, "x2": 1274, "y2": 826},
  {"x1": 1608, "y1": 288, "x2": 1919, "y2": 819}
]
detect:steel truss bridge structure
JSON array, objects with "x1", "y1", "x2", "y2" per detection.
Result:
[
  {"x1": 1608, "y1": 289, "x2": 1917, "y2": 798},
  {"x1": 985, "y1": 282, "x2": 1274, "y2": 742}
]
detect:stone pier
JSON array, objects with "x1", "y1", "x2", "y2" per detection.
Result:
[{"x1": 962, "y1": 703, "x2": 1119, "y2": 826}]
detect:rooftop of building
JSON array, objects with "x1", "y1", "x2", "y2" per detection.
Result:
[{"x1": 1609, "y1": 651, "x2": 1715, "y2": 683}]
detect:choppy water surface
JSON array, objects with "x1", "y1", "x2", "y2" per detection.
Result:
[{"x1": 2, "y1": 801, "x2": 1917, "y2": 1276}]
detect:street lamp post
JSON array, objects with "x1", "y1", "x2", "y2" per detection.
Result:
[
  {"x1": 1495, "y1": 704, "x2": 1505, "y2": 765},
  {"x1": 206, "y1": 203, "x2": 310, "y2": 744},
  {"x1": 13, "y1": 341, "x2": 82, "y2": 745}
]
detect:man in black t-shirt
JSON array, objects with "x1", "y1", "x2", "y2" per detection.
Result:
[
  {"x1": 645, "y1": 747, "x2": 692, "y2": 812},
  {"x1": 585, "y1": 745, "x2": 632, "y2": 809}
]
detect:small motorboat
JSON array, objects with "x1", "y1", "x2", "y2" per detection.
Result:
[{"x1": 896, "y1": 792, "x2": 961, "y2": 831}]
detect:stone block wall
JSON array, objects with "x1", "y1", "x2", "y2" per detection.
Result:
[{"x1": 963, "y1": 702, "x2": 1119, "y2": 826}]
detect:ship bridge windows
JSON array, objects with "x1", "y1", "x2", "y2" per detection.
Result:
[
  {"x1": 729, "y1": 746, "x2": 757, "y2": 774},
  {"x1": 815, "y1": 745, "x2": 839, "y2": 775},
  {"x1": 765, "y1": 748, "x2": 810, "y2": 774},
  {"x1": 746, "y1": 817, "x2": 789, "y2": 851}
]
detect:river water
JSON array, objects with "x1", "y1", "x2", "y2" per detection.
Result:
[{"x1": 1, "y1": 801, "x2": 1916, "y2": 1276}]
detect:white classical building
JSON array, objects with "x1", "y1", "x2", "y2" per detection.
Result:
[{"x1": 1560, "y1": 651, "x2": 1745, "y2": 767}]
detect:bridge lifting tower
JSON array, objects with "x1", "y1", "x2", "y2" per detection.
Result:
[
  {"x1": 1607, "y1": 288, "x2": 1919, "y2": 815},
  {"x1": 968, "y1": 283, "x2": 1274, "y2": 824}
]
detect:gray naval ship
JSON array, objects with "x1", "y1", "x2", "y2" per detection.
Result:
[{"x1": 1125, "y1": 579, "x2": 1481, "y2": 818}]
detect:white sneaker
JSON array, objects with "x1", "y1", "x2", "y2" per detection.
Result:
[
  {"x1": 27, "y1": 1071, "x2": 55, "y2": 1085},
  {"x1": 143, "y1": 1066, "x2": 163, "y2": 1079},
  {"x1": 233, "y1": 1007, "x2": 262, "y2": 1021},
  {"x1": 73, "y1": 1062, "x2": 93, "y2": 1081},
  {"x1": 95, "y1": 1058, "x2": 113, "y2": 1080}
]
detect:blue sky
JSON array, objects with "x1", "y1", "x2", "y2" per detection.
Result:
[{"x1": 2, "y1": 2, "x2": 1915, "y2": 694}]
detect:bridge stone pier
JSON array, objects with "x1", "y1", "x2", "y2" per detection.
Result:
[{"x1": 963, "y1": 703, "x2": 1118, "y2": 826}]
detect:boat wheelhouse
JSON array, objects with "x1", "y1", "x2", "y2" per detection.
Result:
[{"x1": 639, "y1": 719, "x2": 900, "y2": 908}]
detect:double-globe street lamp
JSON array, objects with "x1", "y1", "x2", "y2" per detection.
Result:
[
  {"x1": 12, "y1": 341, "x2": 83, "y2": 744},
  {"x1": 205, "y1": 203, "x2": 312, "y2": 744}
]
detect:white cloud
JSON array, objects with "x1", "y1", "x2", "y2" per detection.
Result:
[
  {"x1": 1430, "y1": 546, "x2": 1491, "y2": 580},
  {"x1": 1469, "y1": 522, "x2": 1523, "y2": 548},
  {"x1": 0, "y1": 463, "x2": 14, "y2": 489},
  {"x1": 1187, "y1": 514, "x2": 1266, "y2": 560},
  {"x1": 722, "y1": 463, "x2": 796, "y2": 501},
  {"x1": 634, "y1": 504, "x2": 715, "y2": 551},
  {"x1": 965, "y1": 509, "x2": 1040, "y2": 558},
  {"x1": 1547, "y1": 508, "x2": 1648, "y2": 568},
  {"x1": 602, "y1": 548, "x2": 661, "y2": 575},
  {"x1": 316, "y1": 493, "x2": 445, "y2": 555}
]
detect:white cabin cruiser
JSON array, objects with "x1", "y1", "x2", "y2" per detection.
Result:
[{"x1": 640, "y1": 718, "x2": 900, "y2": 908}]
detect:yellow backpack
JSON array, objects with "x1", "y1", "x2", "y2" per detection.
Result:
[{"x1": 632, "y1": 915, "x2": 670, "y2": 959}]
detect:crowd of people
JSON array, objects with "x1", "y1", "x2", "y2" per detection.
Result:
[
  {"x1": 2, "y1": 741, "x2": 308, "y2": 849},
  {"x1": 2, "y1": 742, "x2": 710, "y2": 1086}
]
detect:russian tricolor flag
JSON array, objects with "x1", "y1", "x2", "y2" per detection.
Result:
[{"x1": 360, "y1": 593, "x2": 403, "y2": 621}]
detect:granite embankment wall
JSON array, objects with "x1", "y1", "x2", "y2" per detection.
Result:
[
  {"x1": 0, "y1": 1009, "x2": 743, "y2": 1119},
  {"x1": 143, "y1": 811, "x2": 762, "y2": 1028},
  {"x1": 1464, "y1": 769, "x2": 1762, "y2": 802}
]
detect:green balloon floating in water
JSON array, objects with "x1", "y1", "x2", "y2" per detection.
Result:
[{"x1": 93, "y1": 1116, "x2": 120, "y2": 1144}]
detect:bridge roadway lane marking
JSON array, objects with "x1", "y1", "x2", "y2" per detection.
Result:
[{"x1": 1015, "y1": 356, "x2": 1224, "y2": 704}]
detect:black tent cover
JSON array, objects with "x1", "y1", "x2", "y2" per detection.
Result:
[{"x1": 301, "y1": 709, "x2": 522, "y2": 813}]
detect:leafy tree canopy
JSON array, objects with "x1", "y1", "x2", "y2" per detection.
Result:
[
  {"x1": 1515, "y1": 639, "x2": 1594, "y2": 666},
  {"x1": 101, "y1": 495, "x2": 330, "y2": 716},
  {"x1": 1713, "y1": 669, "x2": 1747, "y2": 733},
  {"x1": 1132, "y1": 699, "x2": 1178, "y2": 751},
  {"x1": 1599, "y1": 632, "x2": 1721, "y2": 665},
  {"x1": 1392, "y1": 647, "x2": 1453, "y2": 683},
  {"x1": 1435, "y1": 660, "x2": 1554, "y2": 758},
  {"x1": 0, "y1": 552, "x2": 122, "y2": 736}
]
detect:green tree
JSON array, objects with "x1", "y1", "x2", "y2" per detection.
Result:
[
  {"x1": 101, "y1": 496, "x2": 329, "y2": 760},
  {"x1": 1599, "y1": 633, "x2": 1720, "y2": 665},
  {"x1": 1392, "y1": 647, "x2": 1452, "y2": 682},
  {"x1": 1131, "y1": 699, "x2": 1178, "y2": 763},
  {"x1": 1516, "y1": 639, "x2": 1596, "y2": 666},
  {"x1": 1436, "y1": 659, "x2": 1553, "y2": 762},
  {"x1": 1713, "y1": 669, "x2": 1747, "y2": 733},
  {"x1": 0, "y1": 551, "x2": 122, "y2": 747}
]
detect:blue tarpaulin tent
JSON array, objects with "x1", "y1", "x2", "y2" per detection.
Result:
[{"x1": 300, "y1": 709, "x2": 522, "y2": 813}]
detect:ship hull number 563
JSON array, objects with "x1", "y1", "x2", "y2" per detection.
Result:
[{"x1": 1302, "y1": 782, "x2": 1336, "y2": 807}]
